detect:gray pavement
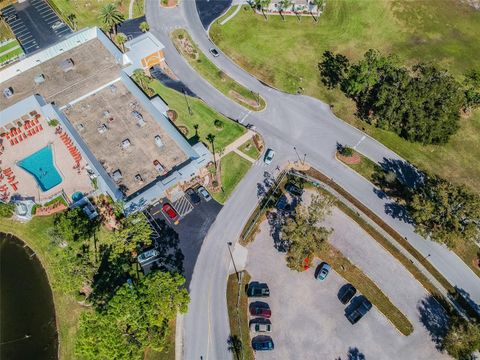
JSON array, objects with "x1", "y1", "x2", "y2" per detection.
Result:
[
  {"x1": 144, "y1": 1, "x2": 480, "y2": 358},
  {"x1": 246, "y1": 220, "x2": 450, "y2": 360}
]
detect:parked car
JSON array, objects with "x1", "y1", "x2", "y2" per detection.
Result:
[
  {"x1": 197, "y1": 186, "x2": 212, "y2": 202},
  {"x1": 252, "y1": 336, "x2": 274, "y2": 351},
  {"x1": 264, "y1": 148, "x2": 275, "y2": 165},
  {"x1": 347, "y1": 297, "x2": 372, "y2": 324},
  {"x1": 250, "y1": 320, "x2": 272, "y2": 333},
  {"x1": 339, "y1": 284, "x2": 357, "y2": 305},
  {"x1": 315, "y1": 262, "x2": 331, "y2": 281},
  {"x1": 51, "y1": 21, "x2": 64, "y2": 30},
  {"x1": 249, "y1": 303, "x2": 271, "y2": 318},
  {"x1": 285, "y1": 183, "x2": 303, "y2": 197},
  {"x1": 247, "y1": 282, "x2": 270, "y2": 297},
  {"x1": 209, "y1": 48, "x2": 220, "y2": 57},
  {"x1": 186, "y1": 188, "x2": 201, "y2": 204},
  {"x1": 137, "y1": 249, "x2": 159, "y2": 264},
  {"x1": 162, "y1": 203, "x2": 178, "y2": 221}
]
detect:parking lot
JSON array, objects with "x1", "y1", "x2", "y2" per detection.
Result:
[
  {"x1": 245, "y1": 216, "x2": 450, "y2": 360},
  {"x1": 2, "y1": 0, "x2": 71, "y2": 54},
  {"x1": 146, "y1": 189, "x2": 222, "y2": 286}
]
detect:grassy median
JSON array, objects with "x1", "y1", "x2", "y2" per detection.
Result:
[
  {"x1": 213, "y1": 152, "x2": 252, "y2": 204},
  {"x1": 170, "y1": 29, "x2": 266, "y2": 112},
  {"x1": 226, "y1": 271, "x2": 254, "y2": 360}
]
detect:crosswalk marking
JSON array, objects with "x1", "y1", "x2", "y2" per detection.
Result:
[{"x1": 172, "y1": 196, "x2": 194, "y2": 217}]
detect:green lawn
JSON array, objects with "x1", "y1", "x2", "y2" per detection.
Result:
[
  {"x1": 0, "y1": 216, "x2": 83, "y2": 360},
  {"x1": 49, "y1": 0, "x2": 144, "y2": 29},
  {"x1": 170, "y1": 29, "x2": 266, "y2": 111},
  {"x1": 0, "y1": 39, "x2": 19, "y2": 53},
  {"x1": 214, "y1": 152, "x2": 252, "y2": 203},
  {"x1": 0, "y1": 46, "x2": 23, "y2": 64},
  {"x1": 238, "y1": 138, "x2": 260, "y2": 159},
  {"x1": 210, "y1": 1, "x2": 480, "y2": 193},
  {"x1": 150, "y1": 80, "x2": 246, "y2": 151},
  {"x1": 338, "y1": 150, "x2": 382, "y2": 182}
]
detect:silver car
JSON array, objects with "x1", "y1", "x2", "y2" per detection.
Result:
[
  {"x1": 264, "y1": 149, "x2": 275, "y2": 165},
  {"x1": 197, "y1": 186, "x2": 212, "y2": 202}
]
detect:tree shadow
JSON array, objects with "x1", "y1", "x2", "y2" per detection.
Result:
[
  {"x1": 257, "y1": 182, "x2": 267, "y2": 198},
  {"x1": 347, "y1": 347, "x2": 366, "y2": 360},
  {"x1": 227, "y1": 334, "x2": 242, "y2": 360},
  {"x1": 417, "y1": 295, "x2": 449, "y2": 349},
  {"x1": 449, "y1": 286, "x2": 480, "y2": 318},
  {"x1": 384, "y1": 202, "x2": 413, "y2": 224},
  {"x1": 150, "y1": 217, "x2": 184, "y2": 274},
  {"x1": 379, "y1": 158, "x2": 425, "y2": 190}
]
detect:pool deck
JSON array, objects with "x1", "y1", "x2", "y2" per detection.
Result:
[{"x1": 0, "y1": 113, "x2": 92, "y2": 204}]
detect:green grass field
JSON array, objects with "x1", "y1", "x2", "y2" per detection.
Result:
[
  {"x1": 210, "y1": 1, "x2": 480, "y2": 193},
  {"x1": 239, "y1": 138, "x2": 260, "y2": 159},
  {"x1": 150, "y1": 80, "x2": 246, "y2": 151},
  {"x1": 170, "y1": 29, "x2": 266, "y2": 111},
  {"x1": 50, "y1": 0, "x2": 144, "y2": 29},
  {"x1": 214, "y1": 152, "x2": 252, "y2": 203},
  {"x1": 0, "y1": 39, "x2": 19, "y2": 53},
  {"x1": 0, "y1": 45, "x2": 22, "y2": 63}
]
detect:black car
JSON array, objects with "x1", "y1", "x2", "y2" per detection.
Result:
[
  {"x1": 252, "y1": 336, "x2": 274, "y2": 351},
  {"x1": 339, "y1": 284, "x2": 357, "y2": 305},
  {"x1": 185, "y1": 188, "x2": 201, "y2": 204},
  {"x1": 247, "y1": 282, "x2": 270, "y2": 297},
  {"x1": 285, "y1": 183, "x2": 303, "y2": 197},
  {"x1": 347, "y1": 297, "x2": 372, "y2": 324}
]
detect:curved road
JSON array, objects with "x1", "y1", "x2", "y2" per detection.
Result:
[{"x1": 146, "y1": 2, "x2": 480, "y2": 359}]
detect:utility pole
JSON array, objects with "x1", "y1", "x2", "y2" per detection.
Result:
[
  {"x1": 302, "y1": 153, "x2": 307, "y2": 165},
  {"x1": 227, "y1": 242, "x2": 240, "y2": 283},
  {"x1": 182, "y1": 87, "x2": 192, "y2": 115},
  {"x1": 293, "y1": 146, "x2": 301, "y2": 163}
]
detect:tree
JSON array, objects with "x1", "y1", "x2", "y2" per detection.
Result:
[
  {"x1": 67, "y1": 13, "x2": 77, "y2": 31},
  {"x1": 281, "y1": 194, "x2": 333, "y2": 270},
  {"x1": 259, "y1": 0, "x2": 271, "y2": 20},
  {"x1": 115, "y1": 32, "x2": 127, "y2": 52},
  {"x1": 408, "y1": 175, "x2": 480, "y2": 248},
  {"x1": 0, "y1": 202, "x2": 14, "y2": 218},
  {"x1": 464, "y1": 69, "x2": 480, "y2": 112},
  {"x1": 206, "y1": 133, "x2": 217, "y2": 170},
  {"x1": 278, "y1": 0, "x2": 292, "y2": 21},
  {"x1": 311, "y1": 0, "x2": 325, "y2": 22},
  {"x1": 227, "y1": 335, "x2": 243, "y2": 360},
  {"x1": 139, "y1": 21, "x2": 150, "y2": 33},
  {"x1": 318, "y1": 51, "x2": 349, "y2": 89},
  {"x1": 98, "y1": 3, "x2": 124, "y2": 36},
  {"x1": 75, "y1": 271, "x2": 189, "y2": 359},
  {"x1": 54, "y1": 207, "x2": 93, "y2": 242},
  {"x1": 131, "y1": 69, "x2": 153, "y2": 95},
  {"x1": 102, "y1": 212, "x2": 152, "y2": 261},
  {"x1": 442, "y1": 316, "x2": 480, "y2": 359}
]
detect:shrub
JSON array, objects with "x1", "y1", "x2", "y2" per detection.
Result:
[
  {"x1": 214, "y1": 119, "x2": 224, "y2": 129},
  {"x1": 340, "y1": 146, "x2": 354, "y2": 157},
  {"x1": 47, "y1": 119, "x2": 59, "y2": 127}
]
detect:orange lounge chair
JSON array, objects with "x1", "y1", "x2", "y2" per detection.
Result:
[
  {"x1": 39, "y1": 125, "x2": 43, "y2": 131},
  {"x1": 10, "y1": 182, "x2": 18, "y2": 191},
  {"x1": 14, "y1": 138, "x2": 18, "y2": 144}
]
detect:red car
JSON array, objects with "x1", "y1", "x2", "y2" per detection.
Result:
[
  {"x1": 250, "y1": 304, "x2": 271, "y2": 318},
  {"x1": 162, "y1": 203, "x2": 178, "y2": 221}
]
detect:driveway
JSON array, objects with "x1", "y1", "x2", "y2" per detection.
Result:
[{"x1": 245, "y1": 219, "x2": 451, "y2": 360}]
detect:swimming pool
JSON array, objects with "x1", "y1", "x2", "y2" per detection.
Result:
[{"x1": 18, "y1": 145, "x2": 62, "y2": 192}]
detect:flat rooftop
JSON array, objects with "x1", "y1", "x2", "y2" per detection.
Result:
[
  {"x1": 64, "y1": 80, "x2": 188, "y2": 197},
  {"x1": 0, "y1": 38, "x2": 121, "y2": 109}
]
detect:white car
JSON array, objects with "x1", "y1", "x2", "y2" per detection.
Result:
[
  {"x1": 209, "y1": 48, "x2": 220, "y2": 57},
  {"x1": 197, "y1": 186, "x2": 211, "y2": 202},
  {"x1": 250, "y1": 321, "x2": 272, "y2": 333},
  {"x1": 138, "y1": 249, "x2": 159, "y2": 265},
  {"x1": 264, "y1": 149, "x2": 275, "y2": 165},
  {"x1": 51, "y1": 21, "x2": 64, "y2": 30}
]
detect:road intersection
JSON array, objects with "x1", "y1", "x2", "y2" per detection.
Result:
[{"x1": 145, "y1": 1, "x2": 480, "y2": 358}]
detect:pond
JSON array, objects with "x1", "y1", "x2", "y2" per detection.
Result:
[{"x1": 0, "y1": 233, "x2": 58, "y2": 359}]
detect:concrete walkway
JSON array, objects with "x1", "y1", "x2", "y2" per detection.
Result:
[
  {"x1": 220, "y1": 4, "x2": 242, "y2": 26},
  {"x1": 128, "y1": 0, "x2": 135, "y2": 19}
]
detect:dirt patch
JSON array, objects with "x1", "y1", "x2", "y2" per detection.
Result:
[
  {"x1": 167, "y1": 110, "x2": 178, "y2": 121},
  {"x1": 175, "y1": 36, "x2": 198, "y2": 60},
  {"x1": 177, "y1": 125, "x2": 189, "y2": 136},
  {"x1": 336, "y1": 151, "x2": 361, "y2": 164},
  {"x1": 228, "y1": 90, "x2": 260, "y2": 109},
  {"x1": 160, "y1": 0, "x2": 178, "y2": 8}
]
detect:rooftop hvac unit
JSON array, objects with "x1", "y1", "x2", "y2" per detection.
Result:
[
  {"x1": 121, "y1": 139, "x2": 131, "y2": 149},
  {"x1": 112, "y1": 169, "x2": 123, "y2": 182},
  {"x1": 34, "y1": 74, "x2": 45, "y2": 84},
  {"x1": 59, "y1": 58, "x2": 75, "y2": 72},
  {"x1": 3, "y1": 87, "x2": 14, "y2": 98}
]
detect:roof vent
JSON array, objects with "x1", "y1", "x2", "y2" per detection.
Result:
[
  {"x1": 59, "y1": 58, "x2": 75, "y2": 72},
  {"x1": 112, "y1": 169, "x2": 122, "y2": 182},
  {"x1": 3, "y1": 87, "x2": 14, "y2": 98},
  {"x1": 34, "y1": 74, "x2": 45, "y2": 84},
  {"x1": 121, "y1": 139, "x2": 131, "y2": 149}
]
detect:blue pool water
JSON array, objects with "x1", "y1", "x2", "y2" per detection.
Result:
[{"x1": 18, "y1": 145, "x2": 62, "y2": 192}]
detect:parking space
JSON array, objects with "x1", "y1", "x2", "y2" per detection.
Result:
[
  {"x1": 146, "y1": 191, "x2": 222, "y2": 286},
  {"x1": 245, "y1": 220, "x2": 449, "y2": 360},
  {"x1": 2, "y1": 0, "x2": 71, "y2": 54}
]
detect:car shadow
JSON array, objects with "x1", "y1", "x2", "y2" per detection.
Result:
[
  {"x1": 344, "y1": 295, "x2": 367, "y2": 317},
  {"x1": 249, "y1": 318, "x2": 271, "y2": 326}
]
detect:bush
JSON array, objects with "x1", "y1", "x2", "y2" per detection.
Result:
[
  {"x1": 0, "y1": 202, "x2": 14, "y2": 217},
  {"x1": 214, "y1": 119, "x2": 224, "y2": 130},
  {"x1": 340, "y1": 146, "x2": 354, "y2": 157},
  {"x1": 47, "y1": 119, "x2": 59, "y2": 127}
]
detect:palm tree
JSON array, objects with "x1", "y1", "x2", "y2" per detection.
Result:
[
  {"x1": 206, "y1": 133, "x2": 217, "y2": 169},
  {"x1": 115, "y1": 33, "x2": 127, "y2": 52},
  {"x1": 278, "y1": 0, "x2": 292, "y2": 21},
  {"x1": 98, "y1": 3, "x2": 125, "y2": 36},
  {"x1": 139, "y1": 21, "x2": 150, "y2": 33},
  {"x1": 131, "y1": 69, "x2": 151, "y2": 92},
  {"x1": 67, "y1": 13, "x2": 77, "y2": 31},
  {"x1": 311, "y1": 0, "x2": 325, "y2": 23},
  {"x1": 193, "y1": 124, "x2": 199, "y2": 137},
  {"x1": 259, "y1": 0, "x2": 271, "y2": 20}
]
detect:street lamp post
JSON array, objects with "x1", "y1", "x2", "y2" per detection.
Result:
[
  {"x1": 227, "y1": 242, "x2": 240, "y2": 283},
  {"x1": 302, "y1": 153, "x2": 307, "y2": 165},
  {"x1": 293, "y1": 146, "x2": 301, "y2": 163}
]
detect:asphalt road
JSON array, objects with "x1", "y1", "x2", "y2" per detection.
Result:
[{"x1": 145, "y1": 1, "x2": 480, "y2": 359}]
